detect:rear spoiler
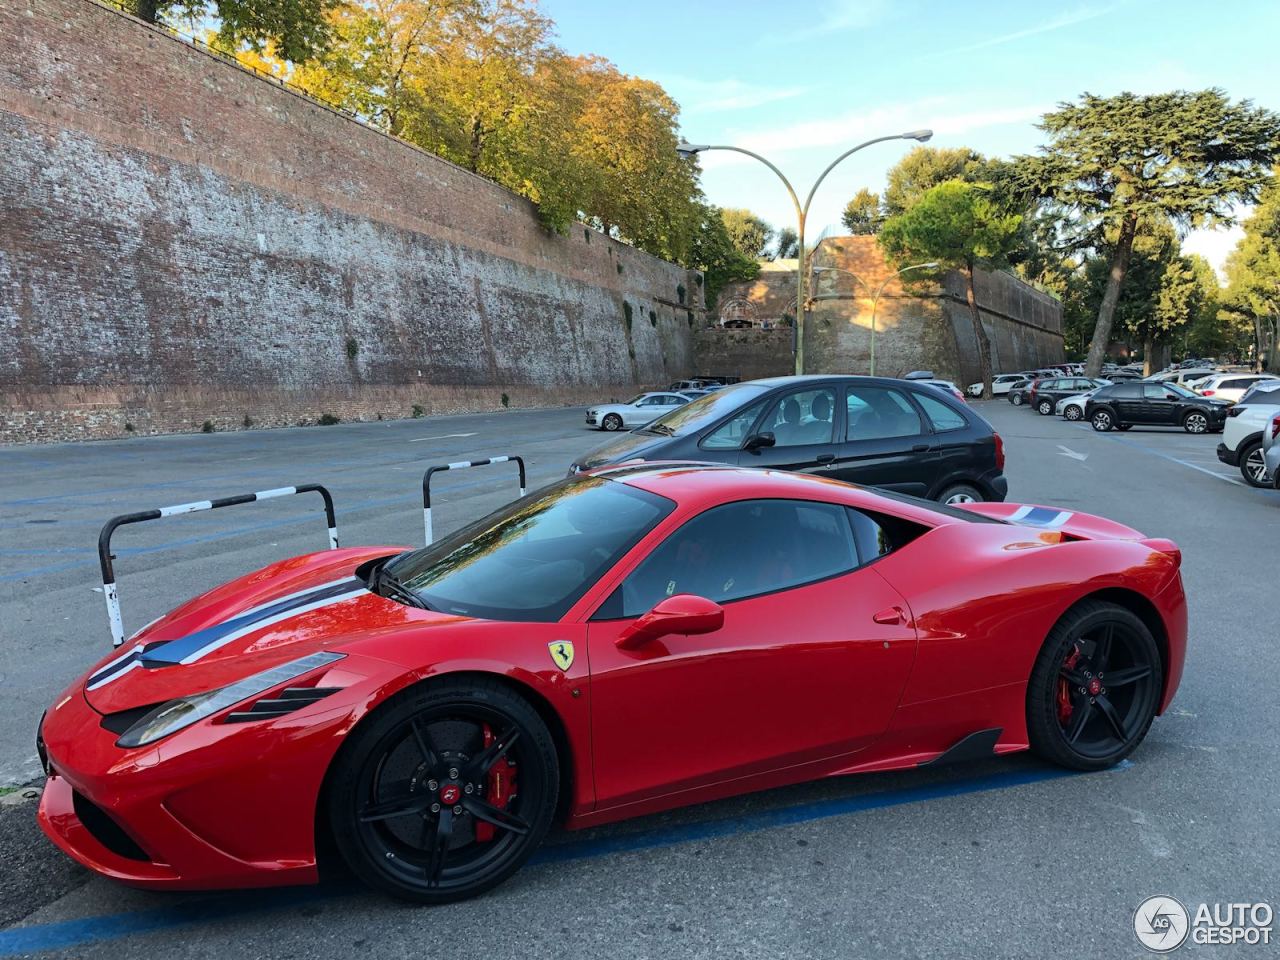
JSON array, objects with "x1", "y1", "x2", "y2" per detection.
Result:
[{"x1": 957, "y1": 502, "x2": 1180, "y2": 564}]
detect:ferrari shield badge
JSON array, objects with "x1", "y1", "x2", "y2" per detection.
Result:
[{"x1": 548, "y1": 640, "x2": 575, "y2": 671}]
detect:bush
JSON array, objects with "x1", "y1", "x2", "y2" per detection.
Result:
[
  {"x1": 677, "y1": 283, "x2": 687, "y2": 304},
  {"x1": 318, "y1": 413, "x2": 341, "y2": 425},
  {"x1": 345, "y1": 337, "x2": 359, "y2": 359},
  {"x1": 411, "y1": 404, "x2": 424, "y2": 418},
  {"x1": 201, "y1": 420, "x2": 215, "y2": 433},
  {"x1": 123, "y1": 421, "x2": 135, "y2": 433},
  {"x1": 623, "y1": 301, "x2": 633, "y2": 331},
  {"x1": 616, "y1": 262, "x2": 623, "y2": 274},
  {"x1": 649, "y1": 310, "x2": 657, "y2": 327},
  {"x1": 501, "y1": 392, "x2": 510, "y2": 408},
  {"x1": 242, "y1": 414, "x2": 254, "y2": 428}
]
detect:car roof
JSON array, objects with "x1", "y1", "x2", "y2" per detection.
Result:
[{"x1": 590, "y1": 462, "x2": 964, "y2": 528}]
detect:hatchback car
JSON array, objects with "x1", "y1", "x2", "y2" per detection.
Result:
[
  {"x1": 572, "y1": 376, "x2": 1008, "y2": 504},
  {"x1": 1086, "y1": 381, "x2": 1231, "y2": 434},
  {"x1": 1032, "y1": 377, "x2": 1111, "y2": 415},
  {"x1": 1192, "y1": 373, "x2": 1280, "y2": 404}
]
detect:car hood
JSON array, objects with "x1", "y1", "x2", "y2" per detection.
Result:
[
  {"x1": 573, "y1": 431, "x2": 670, "y2": 470},
  {"x1": 80, "y1": 546, "x2": 468, "y2": 715}
]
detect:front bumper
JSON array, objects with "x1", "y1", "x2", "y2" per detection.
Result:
[
  {"x1": 36, "y1": 657, "x2": 401, "y2": 890},
  {"x1": 585, "y1": 415, "x2": 598, "y2": 426}
]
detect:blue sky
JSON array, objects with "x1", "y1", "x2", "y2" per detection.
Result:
[{"x1": 542, "y1": 0, "x2": 1280, "y2": 274}]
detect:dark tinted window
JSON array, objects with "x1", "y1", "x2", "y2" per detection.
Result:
[
  {"x1": 1240, "y1": 383, "x2": 1280, "y2": 405},
  {"x1": 846, "y1": 386, "x2": 924, "y2": 440},
  {"x1": 847, "y1": 509, "x2": 892, "y2": 563},
  {"x1": 616, "y1": 499, "x2": 857, "y2": 617},
  {"x1": 1106, "y1": 383, "x2": 1141, "y2": 399},
  {"x1": 389, "y1": 477, "x2": 673, "y2": 621},
  {"x1": 1222, "y1": 378, "x2": 1252, "y2": 390},
  {"x1": 1142, "y1": 384, "x2": 1166, "y2": 399},
  {"x1": 916, "y1": 393, "x2": 967, "y2": 432}
]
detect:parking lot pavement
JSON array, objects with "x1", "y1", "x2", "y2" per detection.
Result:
[{"x1": 2, "y1": 401, "x2": 1278, "y2": 958}]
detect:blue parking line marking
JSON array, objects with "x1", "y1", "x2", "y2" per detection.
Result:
[{"x1": 0, "y1": 762, "x2": 1103, "y2": 957}]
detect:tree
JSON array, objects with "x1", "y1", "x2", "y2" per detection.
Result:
[
  {"x1": 1018, "y1": 90, "x2": 1280, "y2": 376},
  {"x1": 1222, "y1": 172, "x2": 1280, "y2": 370},
  {"x1": 878, "y1": 181, "x2": 1022, "y2": 398},
  {"x1": 719, "y1": 209, "x2": 773, "y2": 260},
  {"x1": 688, "y1": 206, "x2": 760, "y2": 312},
  {"x1": 773, "y1": 226, "x2": 799, "y2": 260},
  {"x1": 841, "y1": 188, "x2": 882, "y2": 235},
  {"x1": 883, "y1": 146, "x2": 985, "y2": 216},
  {"x1": 128, "y1": 0, "x2": 339, "y2": 62}
]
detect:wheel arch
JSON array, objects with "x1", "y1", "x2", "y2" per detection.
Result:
[
  {"x1": 1069, "y1": 587, "x2": 1170, "y2": 710},
  {"x1": 312, "y1": 669, "x2": 577, "y2": 877}
]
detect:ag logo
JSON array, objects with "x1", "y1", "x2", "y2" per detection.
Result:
[
  {"x1": 548, "y1": 640, "x2": 575, "y2": 671},
  {"x1": 1134, "y1": 895, "x2": 1190, "y2": 952}
]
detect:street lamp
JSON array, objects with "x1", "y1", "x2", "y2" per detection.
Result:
[
  {"x1": 812, "y1": 261, "x2": 938, "y2": 376},
  {"x1": 676, "y1": 129, "x2": 933, "y2": 375}
]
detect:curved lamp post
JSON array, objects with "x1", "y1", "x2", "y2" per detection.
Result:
[
  {"x1": 812, "y1": 261, "x2": 938, "y2": 375},
  {"x1": 677, "y1": 130, "x2": 933, "y2": 375}
]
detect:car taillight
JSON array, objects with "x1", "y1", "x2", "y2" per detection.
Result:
[
  {"x1": 993, "y1": 432, "x2": 1005, "y2": 470},
  {"x1": 1201, "y1": 389, "x2": 1215, "y2": 396},
  {"x1": 1271, "y1": 414, "x2": 1280, "y2": 440}
]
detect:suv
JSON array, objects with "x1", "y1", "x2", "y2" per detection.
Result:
[
  {"x1": 571, "y1": 375, "x2": 1008, "y2": 505},
  {"x1": 1032, "y1": 377, "x2": 1111, "y2": 415},
  {"x1": 1216, "y1": 381, "x2": 1280, "y2": 486},
  {"x1": 1192, "y1": 373, "x2": 1280, "y2": 404},
  {"x1": 1086, "y1": 381, "x2": 1231, "y2": 434}
]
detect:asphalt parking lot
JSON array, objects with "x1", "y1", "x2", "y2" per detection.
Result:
[{"x1": 1, "y1": 400, "x2": 1277, "y2": 958}]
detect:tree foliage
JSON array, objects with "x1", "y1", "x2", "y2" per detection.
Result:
[
  {"x1": 1016, "y1": 89, "x2": 1280, "y2": 374},
  {"x1": 129, "y1": 0, "x2": 339, "y2": 62},
  {"x1": 840, "y1": 188, "x2": 881, "y2": 235},
  {"x1": 1222, "y1": 172, "x2": 1280, "y2": 369},
  {"x1": 882, "y1": 146, "x2": 986, "y2": 217},
  {"x1": 689, "y1": 207, "x2": 760, "y2": 312},
  {"x1": 772, "y1": 226, "x2": 799, "y2": 260},
  {"x1": 719, "y1": 209, "x2": 773, "y2": 260},
  {"x1": 879, "y1": 180, "x2": 1023, "y2": 396}
]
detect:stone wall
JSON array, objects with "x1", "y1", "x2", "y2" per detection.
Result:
[
  {"x1": 0, "y1": 0, "x2": 703, "y2": 443},
  {"x1": 710, "y1": 236, "x2": 1063, "y2": 385}
]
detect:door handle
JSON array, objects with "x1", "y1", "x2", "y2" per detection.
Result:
[
  {"x1": 911, "y1": 444, "x2": 930, "y2": 453},
  {"x1": 873, "y1": 606, "x2": 905, "y2": 625},
  {"x1": 815, "y1": 453, "x2": 835, "y2": 464}
]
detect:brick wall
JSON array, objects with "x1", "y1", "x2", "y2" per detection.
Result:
[
  {"x1": 710, "y1": 237, "x2": 1064, "y2": 384},
  {"x1": 0, "y1": 0, "x2": 703, "y2": 443}
]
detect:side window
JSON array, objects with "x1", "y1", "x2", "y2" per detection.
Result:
[
  {"x1": 1112, "y1": 383, "x2": 1140, "y2": 398},
  {"x1": 847, "y1": 509, "x2": 892, "y2": 563},
  {"x1": 700, "y1": 399, "x2": 767, "y2": 450},
  {"x1": 618, "y1": 500, "x2": 857, "y2": 617},
  {"x1": 1142, "y1": 384, "x2": 1166, "y2": 399},
  {"x1": 915, "y1": 393, "x2": 967, "y2": 432},
  {"x1": 761, "y1": 388, "x2": 836, "y2": 447},
  {"x1": 845, "y1": 386, "x2": 923, "y2": 441}
]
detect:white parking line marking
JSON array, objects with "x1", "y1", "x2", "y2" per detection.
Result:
[
  {"x1": 1057, "y1": 444, "x2": 1088, "y2": 461},
  {"x1": 407, "y1": 433, "x2": 478, "y2": 443}
]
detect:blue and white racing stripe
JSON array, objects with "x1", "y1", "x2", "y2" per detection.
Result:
[
  {"x1": 1008, "y1": 505, "x2": 1074, "y2": 529},
  {"x1": 86, "y1": 577, "x2": 365, "y2": 690}
]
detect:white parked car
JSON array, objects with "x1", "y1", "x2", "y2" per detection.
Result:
[
  {"x1": 585, "y1": 391, "x2": 689, "y2": 431},
  {"x1": 1216, "y1": 382, "x2": 1280, "y2": 486},
  {"x1": 966, "y1": 374, "x2": 1026, "y2": 397},
  {"x1": 1193, "y1": 373, "x2": 1280, "y2": 404},
  {"x1": 1147, "y1": 368, "x2": 1217, "y2": 386},
  {"x1": 1056, "y1": 382, "x2": 1112, "y2": 421}
]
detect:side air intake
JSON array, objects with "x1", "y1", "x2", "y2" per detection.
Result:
[{"x1": 224, "y1": 687, "x2": 341, "y2": 723}]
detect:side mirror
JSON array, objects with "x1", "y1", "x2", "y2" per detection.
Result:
[
  {"x1": 744, "y1": 431, "x2": 775, "y2": 452},
  {"x1": 617, "y1": 594, "x2": 724, "y2": 650}
]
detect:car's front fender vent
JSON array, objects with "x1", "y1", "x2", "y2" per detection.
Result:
[{"x1": 224, "y1": 687, "x2": 341, "y2": 723}]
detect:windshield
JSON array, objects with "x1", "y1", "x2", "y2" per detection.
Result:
[
  {"x1": 641, "y1": 382, "x2": 769, "y2": 437},
  {"x1": 624, "y1": 394, "x2": 646, "y2": 405},
  {"x1": 386, "y1": 477, "x2": 673, "y2": 621}
]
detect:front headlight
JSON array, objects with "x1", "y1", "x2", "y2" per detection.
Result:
[{"x1": 116, "y1": 651, "x2": 345, "y2": 748}]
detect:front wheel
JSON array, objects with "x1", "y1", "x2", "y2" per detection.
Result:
[
  {"x1": 936, "y1": 482, "x2": 983, "y2": 505},
  {"x1": 1183, "y1": 411, "x2": 1209, "y2": 434},
  {"x1": 602, "y1": 413, "x2": 624, "y2": 432},
  {"x1": 1064, "y1": 406, "x2": 1083, "y2": 422},
  {"x1": 1026, "y1": 600, "x2": 1163, "y2": 771},
  {"x1": 327, "y1": 677, "x2": 559, "y2": 904},
  {"x1": 1037, "y1": 399, "x2": 1054, "y2": 415},
  {"x1": 1091, "y1": 410, "x2": 1113, "y2": 432}
]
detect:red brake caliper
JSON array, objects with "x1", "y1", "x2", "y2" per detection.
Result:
[
  {"x1": 474, "y1": 723, "x2": 518, "y2": 843},
  {"x1": 1058, "y1": 647, "x2": 1081, "y2": 725}
]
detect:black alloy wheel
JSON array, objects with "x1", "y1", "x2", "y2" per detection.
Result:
[
  {"x1": 1027, "y1": 600, "x2": 1162, "y2": 770},
  {"x1": 328, "y1": 678, "x2": 558, "y2": 903},
  {"x1": 1091, "y1": 410, "x2": 1113, "y2": 432}
]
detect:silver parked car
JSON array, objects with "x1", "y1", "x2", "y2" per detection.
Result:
[
  {"x1": 585, "y1": 391, "x2": 689, "y2": 431},
  {"x1": 1263, "y1": 406, "x2": 1280, "y2": 490}
]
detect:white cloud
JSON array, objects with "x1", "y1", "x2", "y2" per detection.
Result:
[
  {"x1": 773, "y1": 0, "x2": 889, "y2": 44},
  {"x1": 660, "y1": 75, "x2": 811, "y2": 113},
  {"x1": 944, "y1": 6, "x2": 1113, "y2": 56}
]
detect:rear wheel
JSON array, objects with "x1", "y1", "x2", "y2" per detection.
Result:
[
  {"x1": 1240, "y1": 440, "x2": 1270, "y2": 487},
  {"x1": 327, "y1": 677, "x2": 558, "y2": 903},
  {"x1": 602, "y1": 413, "x2": 623, "y2": 432},
  {"x1": 936, "y1": 482, "x2": 983, "y2": 505},
  {"x1": 1027, "y1": 601, "x2": 1162, "y2": 771},
  {"x1": 1037, "y1": 399, "x2": 1054, "y2": 415},
  {"x1": 1091, "y1": 410, "x2": 1113, "y2": 432},
  {"x1": 1183, "y1": 411, "x2": 1209, "y2": 434},
  {"x1": 1011, "y1": 393, "x2": 1024, "y2": 406}
]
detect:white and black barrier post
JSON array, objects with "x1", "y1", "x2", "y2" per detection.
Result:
[
  {"x1": 96, "y1": 484, "x2": 338, "y2": 647},
  {"x1": 422, "y1": 456, "x2": 526, "y2": 545}
]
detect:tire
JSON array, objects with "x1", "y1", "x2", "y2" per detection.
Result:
[
  {"x1": 1011, "y1": 393, "x2": 1024, "y2": 406},
  {"x1": 1117, "y1": 424, "x2": 1133, "y2": 431},
  {"x1": 1091, "y1": 409, "x2": 1113, "y2": 432},
  {"x1": 1037, "y1": 399, "x2": 1054, "y2": 415},
  {"x1": 936, "y1": 482, "x2": 984, "y2": 505},
  {"x1": 602, "y1": 413, "x2": 624, "y2": 432},
  {"x1": 1240, "y1": 440, "x2": 1270, "y2": 487},
  {"x1": 1026, "y1": 600, "x2": 1163, "y2": 771},
  {"x1": 1064, "y1": 406, "x2": 1083, "y2": 422},
  {"x1": 327, "y1": 677, "x2": 559, "y2": 904},
  {"x1": 1182, "y1": 411, "x2": 1209, "y2": 434}
]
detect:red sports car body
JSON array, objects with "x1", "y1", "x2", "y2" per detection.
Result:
[{"x1": 38, "y1": 464, "x2": 1187, "y2": 902}]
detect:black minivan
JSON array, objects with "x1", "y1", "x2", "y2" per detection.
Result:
[{"x1": 572, "y1": 375, "x2": 1008, "y2": 504}]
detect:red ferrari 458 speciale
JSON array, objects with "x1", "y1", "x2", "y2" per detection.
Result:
[{"x1": 38, "y1": 463, "x2": 1186, "y2": 902}]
